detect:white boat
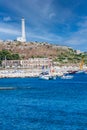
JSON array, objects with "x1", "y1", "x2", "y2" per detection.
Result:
[
  {"x1": 40, "y1": 75, "x2": 51, "y2": 80},
  {"x1": 84, "y1": 71, "x2": 87, "y2": 74},
  {"x1": 39, "y1": 72, "x2": 56, "y2": 80},
  {"x1": 76, "y1": 70, "x2": 84, "y2": 73},
  {"x1": 39, "y1": 66, "x2": 57, "y2": 80},
  {"x1": 61, "y1": 75, "x2": 73, "y2": 79}
]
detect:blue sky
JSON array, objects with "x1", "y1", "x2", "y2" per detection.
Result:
[{"x1": 0, "y1": 0, "x2": 87, "y2": 51}]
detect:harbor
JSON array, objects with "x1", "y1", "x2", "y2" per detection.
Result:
[
  {"x1": 0, "y1": 0, "x2": 87, "y2": 129},
  {"x1": 0, "y1": 64, "x2": 87, "y2": 78}
]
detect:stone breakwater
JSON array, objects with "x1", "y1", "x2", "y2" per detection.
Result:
[
  {"x1": 0, "y1": 68, "x2": 63, "y2": 78},
  {"x1": 0, "y1": 69, "x2": 42, "y2": 78},
  {"x1": 0, "y1": 66, "x2": 86, "y2": 78}
]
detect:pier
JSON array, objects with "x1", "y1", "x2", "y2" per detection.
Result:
[{"x1": 0, "y1": 65, "x2": 86, "y2": 78}]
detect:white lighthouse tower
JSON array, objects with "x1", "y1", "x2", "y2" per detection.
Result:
[{"x1": 17, "y1": 18, "x2": 26, "y2": 42}]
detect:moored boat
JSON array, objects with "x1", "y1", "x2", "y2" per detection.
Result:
[
  {"x1": 39, "y1": 72, "x2": 56, "y2": 80},
  {"x1": 39, "y1": 75, "x2": 52, "y2": 80},
  {"x1": 61, "y1": 75, "x2": 73, "y2": 79},
  {"x1": 67, "y1": 70, "x2": 77, "y2": 74}
]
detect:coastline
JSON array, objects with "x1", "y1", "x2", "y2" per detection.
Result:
[
  {"x1": 0, "y1": 65, "x2": 86, "y2": 78},
  {"x1": 0, "y1": 68, "x2": 42, "y2": 78}
]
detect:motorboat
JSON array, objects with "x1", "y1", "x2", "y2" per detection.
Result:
[
  {"x1": 67, "y1": 70, "x2": 77, "y2": 74},
  {"x1": 39, "y1": 72, "x2": 56, "y2": 80},
  {"x1": 40, "y1": 74, "x2": 51, "y2": 80},
  {"x1": 61, "y1": 75, "x2": 73, "y2": 79}
]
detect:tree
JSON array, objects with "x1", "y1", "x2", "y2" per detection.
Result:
[
  {"x1": 0, "y1": 50, "x2": 20, "y2": 66},
  {"x1": 12, "y1": 54, "x2": 20, "y2": 60}
]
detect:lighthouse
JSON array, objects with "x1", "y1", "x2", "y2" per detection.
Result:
[{"x1": 17, "y1": 18, "x2": 26, "y2": 42}]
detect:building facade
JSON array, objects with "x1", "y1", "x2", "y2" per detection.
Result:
[{"x1": 2, "y1": 58, "x2": 52, "y2": 68}]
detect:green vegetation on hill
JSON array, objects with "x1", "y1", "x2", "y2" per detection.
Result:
[
  {"x1": 0, "y1": 50, "x2": 20, "y2": 65},
  {"x1": 54, "y1": 48, "x2": 87, "y2": 65},
  {"x1": 0, "y1": 41, "x2": 87, "y2": 66}
]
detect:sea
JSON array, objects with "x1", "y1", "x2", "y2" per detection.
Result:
[{"x1": 0, "y1": 72, "x2": 87, "y2": 130}]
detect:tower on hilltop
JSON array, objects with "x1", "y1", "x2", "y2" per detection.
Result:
[{"x1": 17, "y1": 18, "x2": 26, "y2": 42}]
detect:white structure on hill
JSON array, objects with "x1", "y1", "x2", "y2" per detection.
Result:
[{"x1": 17, "y1": 18, "x2": 26, "y2": 42}]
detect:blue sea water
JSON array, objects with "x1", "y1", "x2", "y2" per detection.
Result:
[{"x1": 0, "y1": 73, "x2": 87, "y2": 130}]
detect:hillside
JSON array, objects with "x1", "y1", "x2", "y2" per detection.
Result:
[
  {"x1": 0, "y1": 41, "x2": 69, "y2": 59},
  {"x1": 0, "y1": 41, "x2": 87, "y2": 65}
]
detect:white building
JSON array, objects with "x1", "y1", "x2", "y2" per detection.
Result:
[
  {"x1": 17, "y1": 18, "x2": 26, "y2": 42},
  {"x1": 76, "y1": 50, "x2": 82, "y2": 54},
  {"x1": 2, "y1": 58, "x2": 52, "y2": 68}
]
